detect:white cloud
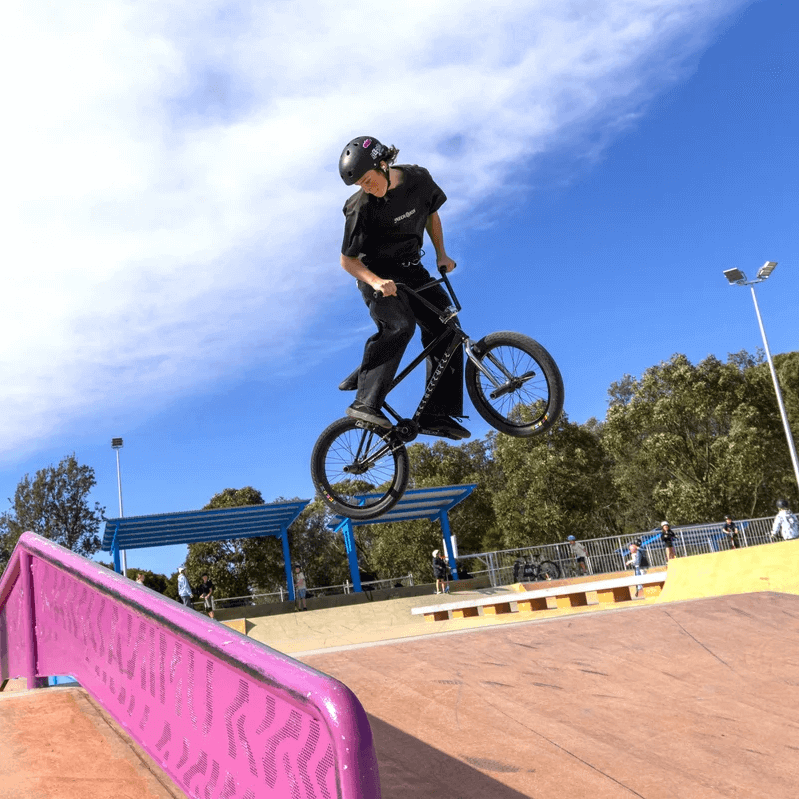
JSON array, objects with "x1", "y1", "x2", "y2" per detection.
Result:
[{"x1": 1, "y1": 0, "x2": 746, "y2": 458}]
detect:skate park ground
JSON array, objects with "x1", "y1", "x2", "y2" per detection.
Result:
[{"x1": 2, "y1": 540, "x2": 798, "y2": 798}]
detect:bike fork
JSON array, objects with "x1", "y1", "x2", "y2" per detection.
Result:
[{"x1": 464, "y1": 338, "x2": 537, "y2": 396}]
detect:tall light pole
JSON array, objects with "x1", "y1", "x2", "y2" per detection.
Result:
[
  {"x1": 111, "y1": 437, "x2": 127, "y2": 577},
  {"x1": 723, "y1": 261, "x2": 799, "y2": 495}
]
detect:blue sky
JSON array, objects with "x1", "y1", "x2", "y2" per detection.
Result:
[{"x1": 2, "y1": 0, "x2": 797, "y2": 577}]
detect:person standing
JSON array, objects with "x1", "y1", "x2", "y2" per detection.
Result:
[
  {"x1": 199, "y1": 573, "x2": 215, "y2": 619},
  {"x1": 771, "y1": 499, "x2": 799, "y2": 541},
  {"x1": 660, "y1": 521, "x2": 677, "y2": 560},
  {"x1": 566, "y1": 535, "x2": 589, "y2": 574},
  {"x1": 432, "y1": 549, "x2": 449, "y2": 594},
  {"x1": 721, "y1": 516, "x2": 740, "y2": 549},
  {"x1": 177, "y1": 566, "x2": 193, "y2": 607},
  {"x1": 625, "y1": 539, "x2": 647, "y2": 598},
  {"x1": 294, "y1": 567, "x2": 308, "y2": 611},
  {"x1": 335, "y1": 135, "x2": 469, "y2": 441}
]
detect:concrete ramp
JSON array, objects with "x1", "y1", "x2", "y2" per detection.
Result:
[
  {"x1": 0, "y1": 687, "x2": 182, "y2": 799},
  {"x1": 657, "y1": 538, "x2": 799, "y2": 603}
]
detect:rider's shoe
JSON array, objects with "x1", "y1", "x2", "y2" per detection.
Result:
[
  {"x1": 338, "y1": 369, "x2": 359, "y2": 391},
  {"x1": 346, "y1": 401, "x2": 392, "y2": 429},
  {"x1": 417, "y1": 414, "x2": 471, "y2": 440}
]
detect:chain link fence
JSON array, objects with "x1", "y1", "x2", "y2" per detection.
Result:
[{"x1": 460, "y1": 516, "x2": 777, "y2": 588}]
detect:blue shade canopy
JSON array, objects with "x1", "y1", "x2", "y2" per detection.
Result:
[
  {"x1": 329, "y1": 484, "x2": 476, "y2": 528},
  {"x1": 101, "y1": 501, "x2": 310, "y2": 551}
]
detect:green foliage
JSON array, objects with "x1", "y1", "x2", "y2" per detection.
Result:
[
  {"x1": 357, "y1": 439, "x2": 497, "y2": 583},
  {"x1": 490, "y1": 413, "x2": 616, "y2": 547},
  {"x1": 183, "y1": 487, "x2": 268, "y2": 600},
  {"x1": 601, "y1": 351, "x2": 799, "y2": 529},
  {"x1": 1, "y1": 454, "x2": 105, "y2": 572},
  {"x1": 183, "y1": 487, "x2": 352, "y2": 599}
]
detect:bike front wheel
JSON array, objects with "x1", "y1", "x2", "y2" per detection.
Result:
[
  {"x1": 311, "y1": 417, "x2": 409, "y2": 520},
  {"x1": 465, "y1": 331, "x2": 564, "y2": 437}
]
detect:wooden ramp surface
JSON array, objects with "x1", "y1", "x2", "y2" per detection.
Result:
[
  {"x1": 302, "y1": 591, "x2": 799, "y2": 799},
  {"x1": 0, "y1": 687, "x2": 182, "y2": 799}
]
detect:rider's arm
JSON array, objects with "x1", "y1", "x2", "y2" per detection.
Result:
[
  {"x1": 425, "y1": 212, "x2": 456, "y2": 272},
  {"x1": 340, "y1": 254, "x2": 397, "y2": 297}
]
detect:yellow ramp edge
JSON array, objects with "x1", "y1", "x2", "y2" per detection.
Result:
[{"x1": 657, "y1": 538, "x2": 799, "y2": 603}]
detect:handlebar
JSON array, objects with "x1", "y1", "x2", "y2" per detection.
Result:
[{"x1": 372, "y1": 263, "x2": 455, "y2": 299}]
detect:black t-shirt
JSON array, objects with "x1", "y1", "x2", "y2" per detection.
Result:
[
  {"x1": 200, "y1": 579, "x2": 214, "y2": 595},
  {"x1": 341, "y1": 165, "x2": 446, "y2": 265},
  {"x1": 661, "y1": 529, "x2": 676, "y2": 545}
]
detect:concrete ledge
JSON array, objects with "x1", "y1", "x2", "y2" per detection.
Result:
[{"x1": 411, "y1": 572, "x2": 667, "y2": 622}]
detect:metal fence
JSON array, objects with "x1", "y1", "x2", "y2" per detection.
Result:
[
  {"x1": 461, "y1": 516, "x2": 777, "y2": 588},
  {"x1": 206, "y1": 572, "x2": 415, "y2": 609}
]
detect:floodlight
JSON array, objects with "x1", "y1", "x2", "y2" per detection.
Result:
[
  {"x1": 723, "y1": 268, "x2": 746, "y2": 285},
  {"x1": 757, "y1": 261, "x2": 777, "y2": 280},
  {"x1": 111, "y1": 437, "x2": 123, "y2": 449},
  {"x1": 722, "y1": 257, "x2": 799, "y2": 496}
]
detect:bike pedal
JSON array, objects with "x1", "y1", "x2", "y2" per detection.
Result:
[{"x1": 354, "y1": 420, "x2": 395, "y2": 435}]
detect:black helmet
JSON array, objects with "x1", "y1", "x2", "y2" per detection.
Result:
[
  {"x1": 633, "y1": 539, "x2": 642, "y2": 547},
  {"x1": 777, "y1": 499, "x2": 790, "y2": 509},
  {"x1": 339, "y1": 136, "x2": 389, "y2": 185}
]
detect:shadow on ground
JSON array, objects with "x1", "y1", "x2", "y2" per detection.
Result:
[{"x1": 368, "y1": 714, "x2": 533, "y2": 799}]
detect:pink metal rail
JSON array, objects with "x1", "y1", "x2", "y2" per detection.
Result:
[{"x1": 0, "y1": 532, "x2": 381, "y2": 799}]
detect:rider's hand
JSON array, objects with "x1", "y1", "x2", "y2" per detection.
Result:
[
  {"x1": 372, "y1": 278, "x2": 397, "y2": 297},
  {"x1": 437, "y1": 255, "x2": 456, "y2": 273}
]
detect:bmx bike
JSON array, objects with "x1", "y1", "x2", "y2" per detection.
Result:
[
  {"x1": 512, "y1": 555, "x2": 561, "y2": 583},
  {"x1": 311, "y1": 268, "x2": 564, "y2": 520}
]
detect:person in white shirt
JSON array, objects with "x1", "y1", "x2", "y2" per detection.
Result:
[
  {"x1": 566, "y1": 535, "x2": 589, "y2": 574},
  {"x1": 177, "y1": 566, "x2": 193, "y2": 607},
  {"x1": 771, "y1": 499, "x2": 799, "y2": 541}
]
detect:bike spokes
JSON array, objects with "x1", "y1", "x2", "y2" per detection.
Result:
[
  {"x1": 466, "y1": 332, "x2": 563, "y2": 437},
  {"x1": 311, "y1": 418, "x2": 409, "y2": 519}
]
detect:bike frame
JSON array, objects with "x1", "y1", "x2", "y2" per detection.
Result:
[{"x1": 376, "y1": 270, "x2": 522, "y2": 426}]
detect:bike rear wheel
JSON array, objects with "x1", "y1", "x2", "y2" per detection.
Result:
[
  {"x1": 465, "y1": 331, "x2": 564, "y2": 437},
  {"x1": 311, "y1": 417, "x2": 409, "y2": 520}
]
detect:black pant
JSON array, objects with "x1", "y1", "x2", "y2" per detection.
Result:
[{"x1": 354, "y1": 264, "x2": 463, "y2": 416}]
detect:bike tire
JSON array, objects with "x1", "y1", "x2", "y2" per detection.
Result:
[
  {"x1": 537, "y1": 560, "x2": 561, "y2": 581},
  {"x1": 311, "y1": 417, "x2": 409, "y2": 520},
  {"x1": 465, "y1": 331, "x2": 564, "y2": 437}
]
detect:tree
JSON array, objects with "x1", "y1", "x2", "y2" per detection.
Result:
[
  {"x1": 183, "y1": 487, "x2": 268, "y2": 600},
  {"x1": 3, "y1": 454, "x2": 105, "y2": 567},
  {"x1": 600, "y1": 351, "x2": 798, "y2": 529},
  {"x1": 356, "y1": 439, "x2": 499, "y2": 583},
  {"x1": 490, "y1": 413, "x2": 616, "y2": 547}
]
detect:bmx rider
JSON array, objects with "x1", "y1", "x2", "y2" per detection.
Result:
[{"x1": 336, "y1": 135, "x2": 469, "y2": 441}]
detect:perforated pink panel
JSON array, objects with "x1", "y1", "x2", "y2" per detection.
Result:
[{"x1": 0, "y1": 533, "x2": 381, "y2": 799}]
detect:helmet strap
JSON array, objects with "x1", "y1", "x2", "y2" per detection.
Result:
[{"x1": 380, "y1": 162, "x2": 391, "y2": 192}]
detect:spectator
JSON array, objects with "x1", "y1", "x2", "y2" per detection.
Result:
[
  {"x1": 625, "y1": 539, "x2": 647, "y2": 598},
  {"x1": 199, "y1": 573, "x2": 215, "y2": 619},
  {"x1": 135, "y1": 573, "x2": 145, "y2": 585},
  {"x1": 432, "y1": 549, "x2": 449, "y2": 594},
  {"x1": 771, "y1": 499, "x2": 799, "y2": 541},
  {"x1": 660, "y1": 521, "x2": 677, "y2": 560},
  {"x1": 294, "y1": 566, "x2": 308, "y2": 611},
  {"x1": 177, "y1": 567, "x2": 193, "y2": 607},
  {"x1": 566, "y1": 535, "x2": 589, "y2": 574},
  {"x1": 721, "y1": 515, "x2": 740, "y2": 549}
]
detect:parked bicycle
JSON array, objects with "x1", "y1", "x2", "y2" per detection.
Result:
[
  {"x1": 512, "y1": 555, "x2": 561, "y2": 583},
  {"x1": 311, "y1": 269, "x2": 564, "y2": 519}
]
